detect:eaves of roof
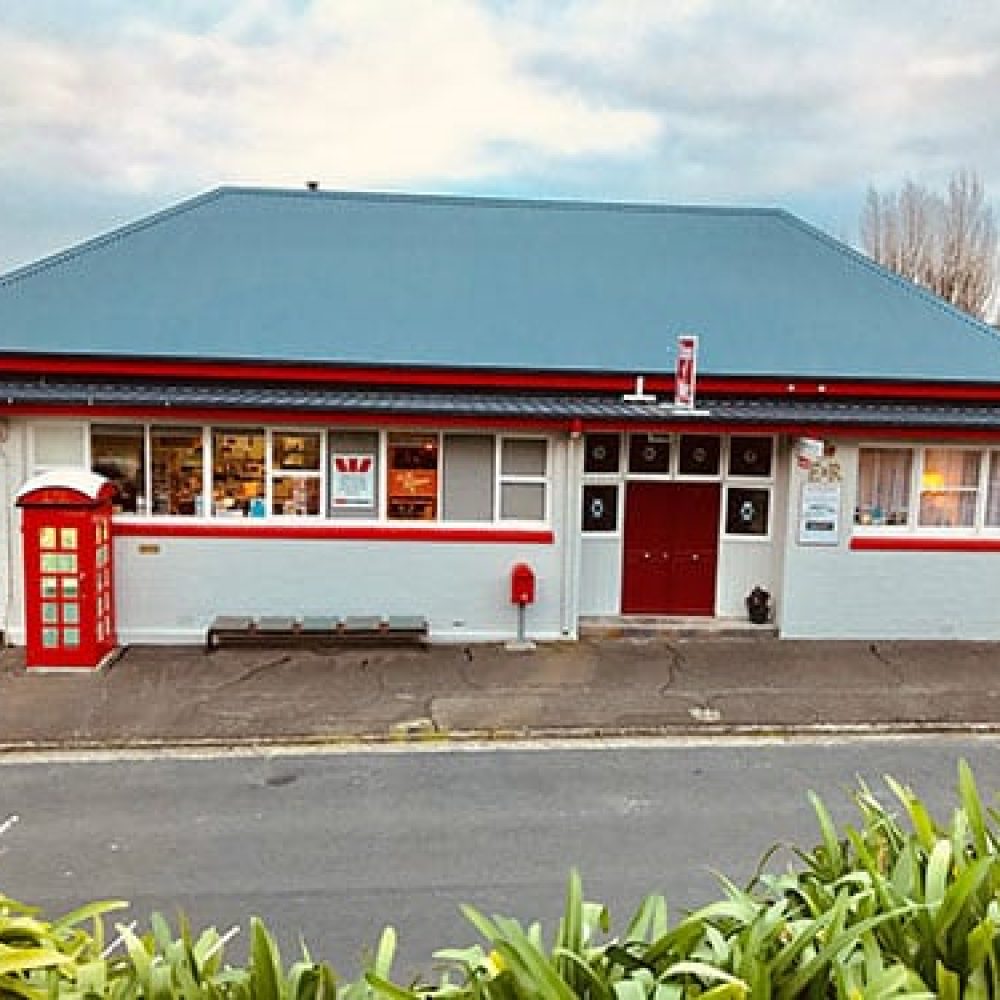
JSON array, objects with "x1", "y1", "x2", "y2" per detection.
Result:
[{"x1": 3, "y1": 379, "x2": 1000, "y2": 430}]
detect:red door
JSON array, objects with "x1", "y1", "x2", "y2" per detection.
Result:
[{"x1": 622, "y1": 483, "x2": 720, "y2": 615}]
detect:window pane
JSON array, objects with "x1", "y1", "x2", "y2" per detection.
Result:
[
  {"x1": 678, "y1": 435, "x2": 720, "y2": 476},
  {"x1": 92, "y1": 425, "x2": 145, "y2": 513},
  {"x1": 582, "y1": 484, "x2": 618, "y2": 532},
  {"x1": 923, "y1": 449, "x2": 979, "y2": 489},
  {"x1": 443, "y1": 435, "x2": 494, "y2": 521},
  {"x1": 387, "y1": 434, "x2": 438, "y2": 520},
  {"x1": 501, "y1": 483, "x2": 545, "y2": 520},
  {"x1": 918, "y1": 449, "x2": 980, "y2": 528},
  {"x1": 330, "y1": 432, "x2": 378, "y2": 517},
  {"x1": 987, "y1": 453, "x2": 1000, "y2": 526},
  {"x1": 271, "y1": 476, "x2": 320, "y2": 516},
  {"x1": 919, "y1": 492, "x2": 977, "y2": 527},
  {"x1": 152, "y1": 427, "x2": 204, "y2": 515},
  {"x1": 855, "y1": 448, "x2": 912, "y2": 526},
  {"x1": 729, "y1": 436, "x2": 773, "y2": 477},
  {"x1": 725, "y1": 488, "x2": 770, "y2": 536},
  {"x1": 501, "y1": 438, "x2": 546, "y2": 476},
  {"x1": 584, "y1": 434, "x2": 620, "y2": 474},
  {"x1": 212, "y1": 429, "x2": 265, "y2": 517},
  {"x1": 33, "y1": 424, "x2": 85, "y2": 467},
  {"x1": 628, "y1": 434, "x2": 670, "y2": 474},
  {"x1": 272, "y1": 432, "x2": 321, "y2": 471}
]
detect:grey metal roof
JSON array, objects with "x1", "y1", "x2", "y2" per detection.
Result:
[
  {"x1": 2, "y1": 187, "x2": 1000, "y2": 382},
  {"x1": 4, "y1": 378, "x2": 1000, "y2": 429}
]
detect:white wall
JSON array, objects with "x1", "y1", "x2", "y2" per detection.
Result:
[
  {"x1": 112, "y1": 535, "x2": 565, "y2": 643},
  {"x1": 4, "y1": 421, "x2": 572, "y2": 645},
  {"x1": 779, "y1": 441, "x2": 1000, "y2": 639}
]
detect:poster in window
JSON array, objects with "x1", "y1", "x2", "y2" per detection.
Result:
[
  {"x1": 798, "y1": 482, "x2": 841, "y2": 545},
  {"x1": 332, "y1": 454, "x2": 375, "y2": 507}
]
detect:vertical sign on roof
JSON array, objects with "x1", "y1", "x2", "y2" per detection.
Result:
[{"x1": 674, "y1": 334, "x2": 698, "y2": 409}]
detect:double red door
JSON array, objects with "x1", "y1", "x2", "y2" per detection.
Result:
[{"x1": 622, "y1": 483, "x2": 720, "y2": 615}]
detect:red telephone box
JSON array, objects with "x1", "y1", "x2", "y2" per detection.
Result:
[{"x1": 16, "y1": 471, "x2": 118, "y2": 670}]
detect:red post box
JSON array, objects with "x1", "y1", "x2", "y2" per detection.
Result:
[
  {"x1": 16, "y1": 470, "x2": 118, "y2": 670},
  {"x1": 511, "y1": 562, "x2": 536, "y2": 605}
]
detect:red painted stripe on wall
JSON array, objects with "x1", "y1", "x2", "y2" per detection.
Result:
[
  {"x1": 850, "y1": 536, "x2": 1000, "y2": 552},
  {"x1": 113, "y1": 521, "x2": 555, "y2": 544}
]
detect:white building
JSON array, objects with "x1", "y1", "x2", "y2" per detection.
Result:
[{"x1": 2, "y1": 187, "x2": 1000, "y2": 647}]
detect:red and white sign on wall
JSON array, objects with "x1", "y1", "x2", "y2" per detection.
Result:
[
  {"x1": 332, "y1": 454, "x2": 375, "y2": 507},
  {"x1": 674, "y1": 334, "x2": 698, "y2": 409}
]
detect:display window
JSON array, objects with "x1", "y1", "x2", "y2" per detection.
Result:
[
  {"x1": 271, "y1": 431, "x2": 322, "y2": 516},
  {"x1": 387, "y1": 433, "x2": 439, "y2": 520},
  {"x1": 69, "y1": 421, "x2": 554, "y2": 527},
  {"x1": 213, "y1": 429, "x2": 266, "y2": 516},
  {"x1": 151, "y1": 427, "x2": 204, "y2": 515},
  {"x1": 91, "y1": 425, "x2": 145, "y2": 513}
]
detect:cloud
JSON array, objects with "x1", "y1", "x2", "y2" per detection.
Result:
[
  {"x1": 0, "y1": 0, "x2": 660, "y2": 197},
  {"x1": 1, "y1": 0, "x2": 999, "y2": 269}
]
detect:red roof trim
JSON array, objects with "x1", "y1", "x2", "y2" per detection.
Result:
[
  {"x1": 850, "y1": 536, "x2": 1000, "y2": 552},
  {"x1": 6, "y1": 353, "x2": 1000, "y2": 400},
  {"x1": 113, "y1": 521, "x2": 554, "y2": 544}
]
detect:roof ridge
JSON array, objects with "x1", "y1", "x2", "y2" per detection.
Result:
[
  {"x1": 0, "y1": 188, "x2": 228, "y2": 288},
  {"x1": 216, "y1": 183, "x2": 785, "y2": 219},
  {"x1": 773, "y1": 209, "x2": 1000, "y2": 352}
]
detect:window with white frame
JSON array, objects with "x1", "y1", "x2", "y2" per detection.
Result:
[
  {"x1": 918, "y1": 448, "x2": 980, "y2": 528},
  {"x1": 854, "y1": 445, "x2": 1000, "y2": 533},
  {"x1": 83, "y1": 423, "x2": 550, "y2": 525},
  {"x1": 32, "y1": 423, "x2": 86, "y2": 474},
  {"x1": 271, "y1": 431, "x2": 322, "y2": 516},
  {"x1": 855, "y1": 448, "x2": 912, "y2": 526},
  {"x1": 500, "y1": 438, "x2": 547, "y2": 520}
]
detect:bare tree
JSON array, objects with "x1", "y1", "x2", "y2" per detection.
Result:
[{"x1": 861, "y1": 169, "x2": 998, "y2": 321}]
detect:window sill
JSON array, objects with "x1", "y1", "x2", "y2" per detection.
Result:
[{"x1": 112, "y1": 519, "x2": 554, "y2": 544}]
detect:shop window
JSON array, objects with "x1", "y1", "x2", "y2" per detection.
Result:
[
  {"x1": 271, "y1": 431, "x2": 322, "y2": 516},
  {"x1": 582, "y1": 484, "x2": 618, "y2": 532},
  {"x1": 32, "y1": 424, "x2": 86, "y2": 472},
  {"x1": 212, "y1": 429, "x2": 265, "y2": 517},
  {"x1": 678, "y1": 434, "x2": 721, "y2": 476},
  {"x1": 855, "y1": 448, "x2": 912, "y2": 526},
  {"x1": 91, "y1": 425, "x2": 145, "y2": 513},
  {"x1": 500, "y1": 438, "x2": 547, "y2": 521},
  {"x1": 729, "y1": 436, "x2": 773, "y2": 477},
  {"x1": 388, "y1": 433, "x2": 439, "y2": 520},
  {"x1": 151, "y1": 427, "x2": 204, "y2": 516},
  {"x1": 919, "y1": 449, "x2": 979, "y2": 528},
  {"x1": 628, "y1": 433, "x2": 670, "y2": 474},
  {"x1": 443, "y1": 435, "x2": 494, "y2": 521},
  {"x1": 584, "y1": 433, "x2": 620, "y2": 474},
  {"x1": 330, "y1": 432, "x2": 379, "y2": 517},
  {"x1": 725, "y1": 487, "x2": 770, "y2": 536}
]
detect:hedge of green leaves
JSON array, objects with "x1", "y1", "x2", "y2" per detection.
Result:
[{"x1": 3, "y1": 760, "x2": 998, "y2": 999}]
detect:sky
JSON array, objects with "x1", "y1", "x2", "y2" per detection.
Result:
[{"x1": 1, "y1": 0, "x2": 999, "y2": 273}]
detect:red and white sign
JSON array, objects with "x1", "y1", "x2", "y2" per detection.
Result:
[
  {"x1": 674, "y1": 334, "x2": 698, "y2": 409},
  {"x1": 332, "y1": 454, "x2": 375, "y2": 507}
]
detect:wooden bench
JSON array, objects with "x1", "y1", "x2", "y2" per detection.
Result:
[{"x1": 205, "y1": 614, "x2": 429, "y2": 652}]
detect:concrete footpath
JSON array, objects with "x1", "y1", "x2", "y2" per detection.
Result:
[{"x1": 2, "y1": 636, "x2": 1000, "y2": 751}]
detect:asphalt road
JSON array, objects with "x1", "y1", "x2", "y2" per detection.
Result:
[{"x1": 1, "y1": 740, "x2": 998, "y2": 980}]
